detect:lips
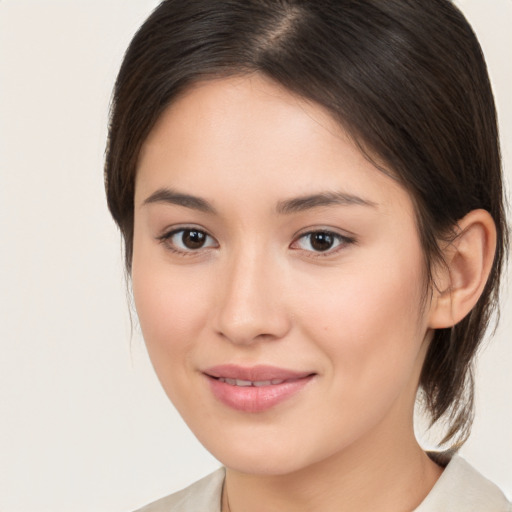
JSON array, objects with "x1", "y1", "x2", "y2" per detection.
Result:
[{"x1": 203, "y1": 365, "x2": 315, "y2": 413}]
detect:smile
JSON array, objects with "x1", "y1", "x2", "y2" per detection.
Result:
[
  {"x1": 203, "y1": 365, "x2": 315, "y2": 413},
  {"x1": 216, "y1": 378, "x2": 287, "y2": 387}
]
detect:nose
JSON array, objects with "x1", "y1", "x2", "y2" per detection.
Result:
[{"x1": 212, "y1": 248, "x2": 292, "y2": 345}]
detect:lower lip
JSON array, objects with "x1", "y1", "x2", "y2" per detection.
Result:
[{"x1": 206, "y1": 376, "x2": 313, "y2": 413}]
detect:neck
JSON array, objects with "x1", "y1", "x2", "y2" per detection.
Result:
[{"x1": 223, "y1": 425, "x2": 443, "y2": 512}]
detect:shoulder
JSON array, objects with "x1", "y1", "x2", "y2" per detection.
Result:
[
  {"x1": 133, "y1": 468, "x2": 225, "y2": 512},
  {"x1": 415, "y1": 456, "x2": 511, "y2": 512}
]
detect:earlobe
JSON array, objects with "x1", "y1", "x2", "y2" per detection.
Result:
[{"x1": 428, "y1": 209, "x2": 497, "y2": 329}]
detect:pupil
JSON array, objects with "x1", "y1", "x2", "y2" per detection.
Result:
[
  {"x1": 311, "y1": 232, "x2": 333, "y2": 251},
  {"x1": 182, "y1": 230, "x2": 205, "y2": 249}
]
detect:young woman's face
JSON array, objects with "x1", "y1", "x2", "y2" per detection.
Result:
[{"x1": 132, "y1": 75, "x2": 435, "y2": 475}]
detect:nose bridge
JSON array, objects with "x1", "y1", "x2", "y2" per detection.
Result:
[{"x1": 214, "y1": 242, "x2": 290, "y2": 344}]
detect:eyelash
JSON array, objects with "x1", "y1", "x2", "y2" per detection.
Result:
[
  {"x1": 157, "y1": 227, "x2": 355, "y2": 257},
  {"x1": 157, "y1": 227, "x2": 218, "y2": 256},
  {"x1": 290, "y1": 230, "x2": 355, "y2": 257}
]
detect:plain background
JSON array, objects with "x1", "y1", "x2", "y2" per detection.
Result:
[{"x1": 0, "y1": 1, "x2": 510, "y2": 511}]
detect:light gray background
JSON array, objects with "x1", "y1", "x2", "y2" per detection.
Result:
[{"x1": 0, "y1": 1, "x2": 510, "y2": 511}]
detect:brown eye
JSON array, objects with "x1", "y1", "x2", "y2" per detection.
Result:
[
  {"x1": 309, "y1": 232, "x2": 335, "y2": 252},
  {"x1": 181, "y1": 229, "x2": 207, "y2": 249},
  {"x1": 161, "y1": 228, "x2": 217, "y2": 253},
  {"x1": 292, "y1": 230, "x2": 353, "y2": 255}
]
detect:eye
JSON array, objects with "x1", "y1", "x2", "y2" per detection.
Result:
[
  {"x1": 159, "y1": 228, "x2": 218, "y2": 253},
  {"x1": 292, "y1": 230, "x2": 353, "y2": 254}
]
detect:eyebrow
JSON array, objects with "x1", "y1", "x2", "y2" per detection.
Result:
[
  {"x1": 142, "y1": 187, "x2": 376, "y2": 215},
  {"x1": 276, "y1": 191, "x2": 376, "y2": 214},
  {"x1": 142, "y1": 187, "x2": 217, "y2": 214}
]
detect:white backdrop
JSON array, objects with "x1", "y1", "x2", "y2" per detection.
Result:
[{"x1": 0, "y1": 1, "x2": 510, "y2": 511}]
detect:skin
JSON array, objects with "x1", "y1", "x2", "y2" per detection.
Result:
[{"x1": 132, "y1": 74, "x2": 447, "y2": 511}]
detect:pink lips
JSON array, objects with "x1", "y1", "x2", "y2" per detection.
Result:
[{"x1": 204, "y1": 365, "x2": 314, "y2": 413}]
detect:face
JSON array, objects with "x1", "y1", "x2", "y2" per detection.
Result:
[{"x1": 132, "y1": 74, "x2": 435, "y2": 476}]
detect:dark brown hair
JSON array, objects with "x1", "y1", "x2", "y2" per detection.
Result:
[{"x1": 105, "y1": 0, "x2": 507, "y2": 447}]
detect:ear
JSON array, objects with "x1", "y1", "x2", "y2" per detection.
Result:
[{"x1": 428, "y1": 209, "x2": 497, "y2": 329}]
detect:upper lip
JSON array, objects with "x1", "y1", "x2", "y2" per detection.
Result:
[{"x1": 203, "y1": 364, "x2": 314, "y2": 382}]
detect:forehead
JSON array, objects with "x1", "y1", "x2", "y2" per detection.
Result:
[
  {"x1": 135, "y1": 74, "x2": 410, "y2": 216},
  {"x1": 138, "y1": 73, "x2": 347, "y2": 169}
]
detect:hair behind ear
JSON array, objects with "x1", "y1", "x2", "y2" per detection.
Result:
[{"x1": 421, "y1": 209, "x2": 499, "y2": 445}]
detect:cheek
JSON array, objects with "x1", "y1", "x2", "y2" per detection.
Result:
[
  {"x1": 131, "y1": 243, "x2": 212, "y2": 372},
  {"x1": 296, "y1": 247, "x2": 428, "y2": 395}
]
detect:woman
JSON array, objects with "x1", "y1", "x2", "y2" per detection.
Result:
[{"x1": 105, "y1": 0, "x2": 511, "y2": 510}]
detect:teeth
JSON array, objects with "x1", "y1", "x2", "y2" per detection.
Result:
[
  {"x1": 253, "y1": 380, "x2": 272, "y2": 387},
  {"x1": 218, "y1": 377, "x2": 285, "y2": 387}
]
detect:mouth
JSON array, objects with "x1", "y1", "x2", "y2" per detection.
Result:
[
  {"x1": 214, "y1": 377, "x2": 292, "y2": 387},
  {"x1": 203, "y1": 365, "x2": 316, "y2": 413}
]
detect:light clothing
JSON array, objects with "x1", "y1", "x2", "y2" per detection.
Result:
[
  {"x1": 414, "y1": 456, "x2": 511, "y2": 512},
  {"x1": 134, "y1": 456, "x2": 511, "y2": 512}
]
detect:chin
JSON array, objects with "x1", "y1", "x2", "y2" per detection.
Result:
[
  {"x1": 198, "y1": 431, "x2": 328, "y2": 476},
  {"x1": 220, "y1": 452, "x2": 306, "y2": 476}
]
